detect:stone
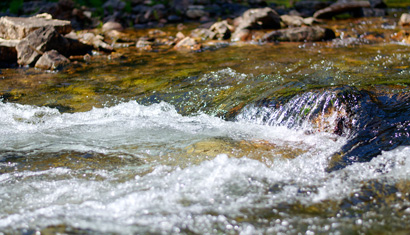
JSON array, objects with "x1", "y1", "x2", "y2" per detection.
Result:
[
  {"x1": 209, "y1": 21, "x2": 233, "y2": 40},
  {"x1": 399, "y1": 13, "x2": 410, "y2": 26},
  {"x1": 235, "y1": 7, "x2": 281, "y2": 30},
  {"x1": 35, "y1": 50, "x2": 70, "y2": 70},
  {"x1": 102, "y1": 21, "x2": 124, "y2": 33},
  {"x1": 281, "y1": 15, "x2": 305, "y2": 27},
  {"x1": 174, "y1": 36, "x2": 201, "y2": 50},
  {"x1": 294, "y1": 1, "x2": 331, "y2": 17},
  {"x1": 369, "y1": 0, "x2": 387, "y2": 8},
  {"x1": 313, "y1": 1, "x2": 371, "y2": 19},
  {"x1": 0, "y1": 16, "x2": 72, "y2": 40},
  {"x1": 103, "y1": 0, "x2": 126, "y2": 11},
  {"x1": 190, "y1": 28, "x2": 216, "y2": 40},
  {"x1": 231, "y1": 28, "x2": 251, "y2": 42},
  {"x1": 186, "y1": 5, "x2": 208, "y2": 19},
  {"x1": 16, "y1": 26, "x2": 92, "y2": 66},
  {"x1": 0, "y1": 38, "x2": 19, "y2": 63},
  {"x1": 75, "y1": 32, "x2": 114, "y2": 52},
  {"x1": 263, "y1": 26, "x2": 336, "y2": 42}
]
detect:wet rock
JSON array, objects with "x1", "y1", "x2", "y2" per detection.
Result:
[
  {"x1": 174, "y1": 36, "x2": 201, "y2": 50},
  {"x1": 235, "y1": 7, "x2": 281, "y2": 31},
  {"x1": 263, "y1": 26, "x2": 336, "y2": 42},
  {"x1": 16, "y1": 26, "x2": 91, "y2": 66},
  {"x1": 294, "y1": 0, "x2": 331, "y2": 17},
  {"x1": 280, "y1": 15, "x2": 316, "y2": 27},
  {"x1": 209, "y1": 21, "x2": 233, "y2": 40},
  {"x1": 0, "y1": 38, "x2": 19, "y2": 63},
  {"x1": 0, "y1": 16, "x2": 72, "y2": 40},
  {"x1": 34, "y1": 50, "x2": 70, "y2": 70},
  {"x1": 102, "y1": 21, "x2": 124, "y2": 33},
  {"x1": 399, "y1": 13, "x2": 410, "y2": 26},
  {"x1": 313, "y1": 1, "x2": 371, "y2": 19}
]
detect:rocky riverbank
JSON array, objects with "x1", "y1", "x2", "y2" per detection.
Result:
[{"x1": 1, "y1": 0, "x2": 410, "y2": 71}]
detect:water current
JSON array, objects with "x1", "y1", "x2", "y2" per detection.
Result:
[{"x1": 1, "y1": 17, "x2": 410, "y2": 234}]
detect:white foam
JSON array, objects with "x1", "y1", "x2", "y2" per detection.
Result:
[{"x1": 0, "y1": 101, "x2": 407, "y2": 233}]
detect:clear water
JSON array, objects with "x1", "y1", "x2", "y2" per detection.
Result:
[{"x1": 1, "y1": 99, "x2": 409, "y2": 234}]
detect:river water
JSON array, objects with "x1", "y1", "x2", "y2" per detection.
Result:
[{"x1": 1, "y1": 17, "x2": 410, "y2": 234}]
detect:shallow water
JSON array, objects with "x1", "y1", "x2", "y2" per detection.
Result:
[{"x1": 1, "y1": 16, "x2": 410, "y2": 234}]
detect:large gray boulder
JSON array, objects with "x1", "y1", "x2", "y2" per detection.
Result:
[
  {"x1": 0, "y1": 16, "x2": 72, "y2": 40},
  {"x1": 235, "y1": 7, "x2": 281, "y2": 30},
  {"x1": 263, "y1": 26, "x2": 336, "y2": 42},
  {"x1": 16, "y1": 26, "x2": 91, "y2": 66}
]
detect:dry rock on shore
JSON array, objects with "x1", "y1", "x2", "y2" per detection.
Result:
[{"x1": 0, "y1": 16, "x2": 72, "y2": 40}]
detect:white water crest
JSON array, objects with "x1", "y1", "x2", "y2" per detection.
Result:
[{"x1": 0, "y1": 101, "x2": 408, "y2": 233}]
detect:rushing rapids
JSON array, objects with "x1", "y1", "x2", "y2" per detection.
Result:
[{"x1": 1, "y1": 16, "x2": 410, "y2": 234}]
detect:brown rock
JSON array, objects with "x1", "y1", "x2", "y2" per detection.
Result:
[
  {"x1": 16, "y1": 26, "x2": 92, "y2": 66},
  {"x1": 313, "y1": 1, "x2": 371, "y2": 19},
  {"x1": 0, "y1": 16, "x2": 72, "y2": 40},
  {"x1": 263, "y1": 26, "x2": 336, "y2": 42},
  {"x1": 35, "y1": 50, "x2": 70, "y2": 70}
]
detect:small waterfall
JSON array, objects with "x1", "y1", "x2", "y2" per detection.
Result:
[{"x1": 236, "y1": 90, "x2": 353, "y2": 136}]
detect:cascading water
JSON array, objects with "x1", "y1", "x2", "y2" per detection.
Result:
[
  {"x1": 2, "y1": 21, "x2": 410, "y2": 233},
  {"x1": 1, "y1": 91, "x2": 410, "y2": 233}
]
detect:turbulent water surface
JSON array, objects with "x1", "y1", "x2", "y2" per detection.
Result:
[{"x1": 1, "y1": 16, "x2": 410, "y2": 234}]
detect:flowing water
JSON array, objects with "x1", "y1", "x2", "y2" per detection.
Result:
[{"x1": 1, "y1": 16, "x2": 410, "y2": 234}]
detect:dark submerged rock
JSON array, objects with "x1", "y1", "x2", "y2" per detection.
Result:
[
  {"x1": 34, "y1": 49, "x2": 70, "y2": 70},
  {"x1": 263, "y1": 26, "x2": 336, "y2": 42}
]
